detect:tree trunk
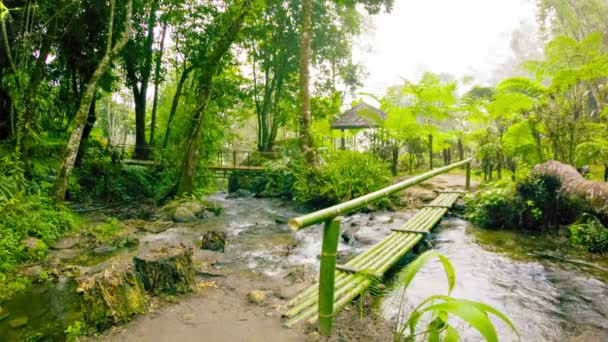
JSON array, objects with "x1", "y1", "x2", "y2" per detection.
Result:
[
  {"x1": 149, "y1": 21, "x2": 167, "y2": 146},
  {"x1": 604, "y1": 163, "x2": 608, "y2": 183},
  {"x1": 176, "y1": 2, "x2": 251, "y2": 196},
  {"x1": 53, "y1": 0, "x2": 132, "y2": 205},
  {"x1": 428, "y1": 134, "x2": 433, "y2": 170},
  {"x1": 0, "y1": 88, "x2": 11, "y2": 141},
  {"x1": 298, "y1": 0, "x2": 314, "y2": 164},
  {"x1": 457, "y1": 138, "x2": 464, "y2": 161},
  {"x1": 162, "y1": 65, "x2": 193, "y2": 149},
  {"x1": 391, "y1": 144, "x2": 398, "y2": 176},
  {"x1": 533, "y1": 160, "x2": 608, "y2": 217},
  {"x1": 75, "y1": 98, "x2": 97, "y2": 166}
]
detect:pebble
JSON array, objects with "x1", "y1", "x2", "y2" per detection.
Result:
[{"x1": 246, "y1": 290, "x2": 266, "y2": 304}]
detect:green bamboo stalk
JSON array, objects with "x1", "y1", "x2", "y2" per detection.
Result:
[
  {"x1": 289, "y1": 159, "x2": 472, "y2": 230},
  {"x1": 318, "y1": 217, "x2": 340, "y2": 336}
]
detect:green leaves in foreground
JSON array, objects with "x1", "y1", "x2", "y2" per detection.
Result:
[{"x1": 394, "y1": 251, "x2": 518, "y2": 342}]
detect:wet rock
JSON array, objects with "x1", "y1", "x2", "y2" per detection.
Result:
[
  {"x1": 93, "y1": 246, "x2": 116, "y2": 256},
  {"x1": 284, "y1": 266, "x2": 306, "y2": 284},
  {"x1": 341, "y1": 225, "x2": 360, "y2": 244},
  {"x1": 23, "y1": 265, "x2": 44, "y2": 280},
  {"x1": 376, "y1": 215, "x2": 394, "y2": 224},
  {"x1": 247, "y1": 290, "x2": 266, "y2": 304},
  {"x1": 134, "y1": 240, "x2": 195, "y2": 295},
  {"x1": 226, "y1": 189, "x2": 253, "y2": 199},
  {"x1": 274, "y1": 215, "x2": 289, "y2": 224},
  {"x1": 0, "y1": 306, "x2": 9, "y2": 321},
  {"x1": 8, "y1": 316, "x2": 28, "y2": 328},
  {"x1": 160, "y1": 199, "x2": 222, "y2": 222},
  {"x1": 51, "y1": 236, "x2": 82, "y2": 250},
  {"x1": 200, "y1": 231, "x2": 227, "y2": 253},
  {"x1": 79, "y1": 264, "x2": 147, "y2": 331},
  {"x1": 173, "y1": 206, "x2": 196, "y2": 223}
]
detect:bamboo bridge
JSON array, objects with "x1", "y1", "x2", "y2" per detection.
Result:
[{"x1": 283, "y1": 158, "x2": 472, "y2": 336}]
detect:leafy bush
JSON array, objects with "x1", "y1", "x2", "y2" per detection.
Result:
[
  {"x1": 71, "y1": 140, "x2": 175, "y2": 204},
  {"x1": 293, "y1": 151, "x2": 392, "y2": 208},
  {"x1": 467, "y1": 175, "x2": 569, "y2": 230},
  {"x1": 569, "y1": 215, "x2": 608, "y2": 253}
]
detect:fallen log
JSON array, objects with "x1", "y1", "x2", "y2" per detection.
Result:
[{"x1": 533, "y1": 160, "x2": 608, "y2": 218}]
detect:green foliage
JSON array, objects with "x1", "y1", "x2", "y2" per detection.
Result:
[
  {"x1": 0, "y1": 152, "x2": 76, "y2": 299},
  {"x1": 467, "y1": 175, "x2": 568, "y2": 230},
  {"x1": 569, "y1": 215, "x2": 608, "y2": 253},
  {"x1": 293, "y1": 150, "x2": 392, "y2": 207},
  {"x1": 393, "y1": 251, "x2": 517, "y2": 342},
  {"x1": 65, "y1": 321, "x2": 86, "y2": 342}
]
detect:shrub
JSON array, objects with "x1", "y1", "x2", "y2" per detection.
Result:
[
  {"x1": 467, "y1": 175, "x2": 571, "y2": 230},
  {"x1": 569, "y1": 215, "x2": 608, "y2": 253},
  {"x1": 294, "y1": 151, "x2": 392, "y2": 208}
]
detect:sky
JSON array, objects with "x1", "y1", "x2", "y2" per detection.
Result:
[{"x1": 353, "y1": 0, "x2": 540, "y2": 99}]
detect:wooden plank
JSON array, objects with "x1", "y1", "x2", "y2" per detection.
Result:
[
  {"x1": 122, "y1": 159, "x2": 159, "y2": 166},
  {"x1": 434, "y1": 190, "x2": 466, "y2": 194}
]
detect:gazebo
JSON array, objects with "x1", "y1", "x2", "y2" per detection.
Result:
[{"x1": 331, "y1": 102, "x2": 387, "y2": 150}]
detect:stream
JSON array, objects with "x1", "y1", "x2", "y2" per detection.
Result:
[{"x1": 1, "y1": 194, "x2": 607, "y2": 341}]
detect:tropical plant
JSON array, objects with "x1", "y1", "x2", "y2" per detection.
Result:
[{"x1": 393, "y1": 251, "x2": 518, "y2": 342}]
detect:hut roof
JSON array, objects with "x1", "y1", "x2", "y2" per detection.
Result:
[{"x1": 330, "y1": 102, "x2": 387, "y2": 129}]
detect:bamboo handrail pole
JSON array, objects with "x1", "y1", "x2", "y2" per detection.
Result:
[
  {"x1": 289, "y1": 159, "x2": 472, "y2": 230},
  {"x1": 318, "y1": 218, "x2": 341, "y2": 336}
]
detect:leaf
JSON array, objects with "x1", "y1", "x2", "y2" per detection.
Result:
[
  {"x1": 396, "y1": 251, "x2": 456, "y2": 295},
  {"x1": 443, "y1": 325, "x2": 460, "y2": 342},
  {"x1": 421, "y1": 301, "x2": 499, "y2": 342}
]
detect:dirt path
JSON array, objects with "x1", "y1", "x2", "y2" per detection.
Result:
[{"x1": 89, "y1": 273, "x2": 308, "y2": 342}]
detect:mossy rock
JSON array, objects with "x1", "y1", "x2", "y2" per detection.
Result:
[
  {"x1": 134, "y1": 240, "x2": 195, "y2": 295},
  {"x1": 79, "y1": 264, "x2": 147, "y2": 332},
  {"x1": 159, "y1": 199, "x2": 222, "y2": 222},
  {"x1": 200, "y1": 231, "x2": 227, "y2": 252}
]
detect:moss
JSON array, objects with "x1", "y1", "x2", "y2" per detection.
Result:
[
  {"x1": 134, "y1": 242, "x2": 195, "y2": 296},
  {"x1": 79, "y1": 266, "x2": 147, "y2": 332}
]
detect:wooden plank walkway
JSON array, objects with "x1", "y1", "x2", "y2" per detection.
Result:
[{"x1": 283, "y1": 192, "x2": 462, "y2": 327}]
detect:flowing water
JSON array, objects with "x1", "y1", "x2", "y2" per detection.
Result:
[{"x1": 1, "y1": 194, "x2": 607, "y2": 341}]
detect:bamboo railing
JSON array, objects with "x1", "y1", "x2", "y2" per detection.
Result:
[{"x1": 284, "y1": 158, "x2": 472, "y2": 336}]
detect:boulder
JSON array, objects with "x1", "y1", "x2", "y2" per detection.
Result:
[
  {"x1": 93, "y1": 246, "x2": 116, "y2": 256},
  {"x1": 173, "y1": 206, "x2": 196, "y2": 223},
  {"x1": 226, "y1": 189, "x2": 253, "y2": 199},
  {"x1": 200, "y1": 231, "x2": 227, "y2": 253},
  {"x1": 51, "y1": 236, "x2": 82, "y2": 250},
  {"x1": 78, "y1": 264, "x2": 147, "y2": 332},
  {"x1": 341, "y1": 225, "x2": 360, "y2": 244},
  {"x1": 134, "y1": 240, "x2": 195, "y2": 295}
]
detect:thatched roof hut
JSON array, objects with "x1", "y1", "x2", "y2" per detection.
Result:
[{"x1": 331, "y1": 102, "x2": 387, "y2": 130}]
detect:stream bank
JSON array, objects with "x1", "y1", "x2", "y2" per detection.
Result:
[{"x1": 1, "y1": 174, "x2": 607, "y2": 341}]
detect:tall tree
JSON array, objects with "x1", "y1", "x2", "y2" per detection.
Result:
[
  {"x1": 53, "y1": 0, "x2": 133, "y2": 204},
  {"x1": 123, "y1": 0, "x2": 160, "y2": 158},
  {"x1": 176, "y1": 0, "x2": 255, "y2": 195},
  {"x1": 298, "y1": 0, "x2": 314, "y2": 163}
]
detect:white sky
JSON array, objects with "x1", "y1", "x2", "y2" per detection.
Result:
[{"x1": 353, "y1": 0, "x2": 539, "y2": 98}]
